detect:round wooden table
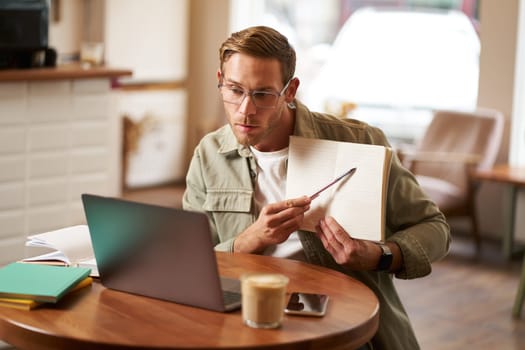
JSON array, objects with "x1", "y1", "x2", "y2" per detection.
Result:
[{"x1": 0, "y1": 252, "x2": 379, "y2": 350}]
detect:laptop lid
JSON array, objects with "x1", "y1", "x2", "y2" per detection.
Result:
[{"x1": 81, "y1": 193, "x2": 240, "y2": 312}]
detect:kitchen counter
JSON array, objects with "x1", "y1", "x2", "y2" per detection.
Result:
[{"x1": 0, "y1": 64, "x2": 132, "y2": 82}]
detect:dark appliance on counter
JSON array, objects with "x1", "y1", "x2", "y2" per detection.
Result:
[{"x1": 0, "y1": 0, "x2": 56, "y2": 69}]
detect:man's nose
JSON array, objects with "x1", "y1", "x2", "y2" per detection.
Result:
[{"x1": 238, "y1": 93, "x2": 257, "y2": 114}]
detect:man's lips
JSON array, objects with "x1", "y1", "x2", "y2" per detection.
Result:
[{"x1": 235, "y1": 123, "x2": 259, "y2": 132}]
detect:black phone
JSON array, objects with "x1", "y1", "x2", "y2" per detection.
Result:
[{"x1": 284, "y1": 292, "x2": 329, "y2": 317}]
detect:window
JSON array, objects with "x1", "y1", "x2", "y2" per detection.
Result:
[
  {"x1": 230, "y1": 0, "x2": 480, "y2": 145},
  {"x1": 304, "y1": 6, "x2": 480, "y2": 144}
]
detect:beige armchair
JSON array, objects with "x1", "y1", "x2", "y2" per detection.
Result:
[{"x1": 399, "y1": 108, "x2": 504, "y2": 250}]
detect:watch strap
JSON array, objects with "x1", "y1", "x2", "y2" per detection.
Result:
[{"x1": 376, "y1": 243, "x2": 393, "y2": 271}]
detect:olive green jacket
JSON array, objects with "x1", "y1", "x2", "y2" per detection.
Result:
[{"x1": 183, "y1": 100, "x2": 450, "y2": 350}]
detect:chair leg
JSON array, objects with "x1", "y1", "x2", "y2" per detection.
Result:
[
  {"x1": 470, "y1": 212, "x2": 482, "y2": 252},
  {"x1": 467, "y1": 184, "x2": 482, "y2": 252},
  {"x1": 512, "y1": 254, "x2": 525, "y2": 318}
]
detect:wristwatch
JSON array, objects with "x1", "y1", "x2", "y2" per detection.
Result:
[{"x1": 376, "y1": 243, "x2": 393, "y2": 271}]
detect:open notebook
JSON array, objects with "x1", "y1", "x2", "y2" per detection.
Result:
[
  {"x1": 81, "y1": 194, "x2": 241, "y2": 312},
  {"x1": 286, "y1": 136, "x2": 392, "y2": 242}
]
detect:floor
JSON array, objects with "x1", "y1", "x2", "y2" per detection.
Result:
[
  {"x1": 122, "y1": 182, "x2": 186, "y2": 208},
  {"x1": 2, "y1": 184, "x2": 524, "y2": 350},
  {"x1": 395, "y1": 235, "x2": 525, "y2": 349}
]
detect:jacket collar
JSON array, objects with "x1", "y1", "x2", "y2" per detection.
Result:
[
  {"x1": 293, "y1": 100, "x2": 320, "y2": 139},
  {"x1": 217, "y1": 124, "x2": 251, "y2": 157}
]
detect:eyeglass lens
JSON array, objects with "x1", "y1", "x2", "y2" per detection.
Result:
[{"x1": 219, "y1": 86, "x2": 280, "y2": 108}]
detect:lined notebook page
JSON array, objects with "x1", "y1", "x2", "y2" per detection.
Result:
[{"x1": 286, "y1": 136, "x2": 391, "y2": 242}]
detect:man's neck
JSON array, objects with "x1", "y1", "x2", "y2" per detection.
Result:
[{"x1": 253, "y1": 107, "x2": 296, "y2": 152}]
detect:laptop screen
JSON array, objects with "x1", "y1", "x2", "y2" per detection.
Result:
[{"x1": 81, "y1": 194, "x2": 240, "y2": 312}]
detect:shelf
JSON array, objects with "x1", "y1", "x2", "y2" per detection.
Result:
[{"x1": 0, "y1": 63, "x2": 132, "y2": 82}]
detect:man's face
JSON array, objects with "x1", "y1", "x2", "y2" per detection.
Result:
[{"x1": 218, "y1": 53, "x2": 295, "y2": 152}]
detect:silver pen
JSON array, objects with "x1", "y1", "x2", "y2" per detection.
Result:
[{"x1": 309, "y1": 167, "x2": 357, "y2": 200}]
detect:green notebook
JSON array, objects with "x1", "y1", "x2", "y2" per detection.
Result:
[{"x1": 0, "y1": 262, "x2": 91, "y2": 303}]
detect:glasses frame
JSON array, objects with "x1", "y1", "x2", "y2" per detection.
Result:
[{"x1": 218, "y1": 78, "x2": 292, "y2": 109}]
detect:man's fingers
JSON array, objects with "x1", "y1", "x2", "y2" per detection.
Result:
[
  {"x1": 266, "y1": 196, "x2": 311, "y2": 213},
  {"x1": 318, "y1": 217, "x2": 352, "y2": 249},
  {"x1": 284, "y1": 195, "x2": 310, "y2": 208},
  {"x1": 323, "y1": 216, "x2": 352, "y2": 243}
]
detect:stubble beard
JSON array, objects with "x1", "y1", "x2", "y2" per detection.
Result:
[{"x1": 229, "y1": 102, "x2": 287, "y2": 149}]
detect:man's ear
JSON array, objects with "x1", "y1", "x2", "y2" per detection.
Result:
[
  {"x1": 285, "y1": 77, "x2": 300, "y2": 103},
  {"x1": 217, "y1": 69, "x2": 222, "y2": 82}
]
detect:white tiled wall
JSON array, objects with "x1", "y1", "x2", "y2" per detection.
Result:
[{"x1": 0, "y1": 79, "x2": 121, "y2": 265}]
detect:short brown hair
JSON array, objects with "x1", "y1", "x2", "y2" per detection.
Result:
[{"x1": 219, "y1": 26, "x2": 296, "y2": 85}]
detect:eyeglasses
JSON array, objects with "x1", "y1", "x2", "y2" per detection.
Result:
[{"x1": 218, "y1": 79, "x2": 291, "y2": 109}]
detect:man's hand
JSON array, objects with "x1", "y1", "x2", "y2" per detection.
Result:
[
  {"x1": 233, "y1": 196, "x2": 311, "y2": 254},
  {"x1": 315, "y1": 216, "x2": 401, "y2": 272}
]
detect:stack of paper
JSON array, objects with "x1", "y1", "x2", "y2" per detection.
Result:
[
  {"x1": 23, "y1": 225, "x2": 99, "y2": 277},
  {"x1": 0, "y1": 262, "x2": 92, "y2": 310}
]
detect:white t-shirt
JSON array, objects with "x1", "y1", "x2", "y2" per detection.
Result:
[{"x1": 250, "y1": 146, "x2": 306, "y2": 261}]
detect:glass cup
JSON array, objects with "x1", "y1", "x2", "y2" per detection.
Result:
[
  {"x1": 80, "y1": 42, "x2": 104, "y2": 67},
  {"x1": 241, "y1": 273, "x2": 289, "y2": 329}
]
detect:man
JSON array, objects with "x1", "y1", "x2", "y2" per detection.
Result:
[{"x1": 183, "y1": 26, "x2": 450, "y2": 349}]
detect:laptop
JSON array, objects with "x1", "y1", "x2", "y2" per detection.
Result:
[{"x1": 81, "y1": 193, "x2": 241, "y2": 312}]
